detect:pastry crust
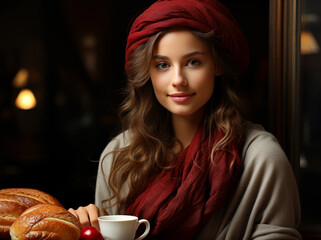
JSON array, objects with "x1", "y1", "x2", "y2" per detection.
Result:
[
  {"x1": 10, "y1": 204, "x2": 81, "y2": 240},
  {"x1": 0, "y1": 188, "x2": 62, "y2": 208},
  {"x1": 0, "y1": 188, "x2": 63, "y2": 239},
  {"x1": 0, "y1": 195, "x2": 28, "y2": 239}
]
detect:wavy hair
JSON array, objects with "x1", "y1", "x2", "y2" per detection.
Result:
[{"x1": 102, "y1": 29, "x2": 247, "y2": 212}]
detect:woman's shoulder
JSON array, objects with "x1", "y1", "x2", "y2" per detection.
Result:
[
  {"x1": 111, "y1": 130, "x2": 131, "y2": 146},
  {"x1": 241, "y1": 122, "x2": 290, "y2": 171},
  {"x1": 100, "y1": 130, "x2": 131, "y2": 157},
  {"x1": 98, "y1": 130, "x2": 131, "y2": 171},
  {"x1": 212, "y1": 122, "x2": 301, "y2": 239}
]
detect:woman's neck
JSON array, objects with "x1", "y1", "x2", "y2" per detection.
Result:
[{"x1": 171, "y1": 111, "x2": 204, "y2": 149}]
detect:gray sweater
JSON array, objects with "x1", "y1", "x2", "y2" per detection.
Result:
[{"x1": 95, "y1": 123, "x2": 301, "y2": 239}]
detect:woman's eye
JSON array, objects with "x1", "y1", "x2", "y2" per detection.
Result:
[
  {"x1": 156, "y1": 62, "x2": 169, "y2": 70},
  {"x1": 187, "y1": 59, "x2": 201, "y2": 67}
]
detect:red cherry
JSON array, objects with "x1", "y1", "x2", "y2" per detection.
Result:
[{"x1": 79, "y1": 226, "x2": 103, "y2": 240}]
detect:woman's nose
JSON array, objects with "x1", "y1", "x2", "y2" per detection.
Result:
[{"x1": 171, "y1": 66, "x2": 187, "y2": 87}]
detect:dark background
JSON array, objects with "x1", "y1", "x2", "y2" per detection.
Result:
[{"x1": 0, "y1": 0, "x2": 269, "y2": 208}]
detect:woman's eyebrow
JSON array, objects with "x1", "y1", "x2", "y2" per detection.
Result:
[
  {"x1": 152, "y1": 55, "x2": 169, "y2": 60},
  {"x1": 183, "y1": 51, "x2": 206, "y2": 58},
  {"x1": 152, "y1": 51, "x2": 206, "y2": 60}
]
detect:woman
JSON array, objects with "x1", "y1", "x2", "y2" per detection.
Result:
[{"x1": 69, "y1": 0, "x2": 301, "y2": 239}]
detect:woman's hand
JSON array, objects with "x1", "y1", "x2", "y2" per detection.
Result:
[{"x1": 68, "y1": 204, "x2": 105, "y2": 230}]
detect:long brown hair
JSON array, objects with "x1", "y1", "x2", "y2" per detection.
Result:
[{"x1": 102, "y1": 29, "x2": 246, "y2": 212}]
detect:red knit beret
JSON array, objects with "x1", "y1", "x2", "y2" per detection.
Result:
[{"x1": 125, "y1": 0, "x2": 249, "y2": 75}]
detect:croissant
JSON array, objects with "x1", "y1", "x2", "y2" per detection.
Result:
[{"x1": 10, "y1": 204, "x2": 81, "y2": 240}]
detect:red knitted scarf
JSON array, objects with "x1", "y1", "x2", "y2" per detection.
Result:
[{"x1": 125, "y1": 127, "x2": 242, "y2": 239}]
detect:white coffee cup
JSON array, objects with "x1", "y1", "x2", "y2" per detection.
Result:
[{"x1": 98, "y1": 215, "x2": 150, "y2": 240}]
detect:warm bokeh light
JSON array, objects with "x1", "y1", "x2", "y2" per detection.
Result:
[
  {"x1": 301, "y1": 30, "x2": 320, "y2": 55},
  {"x1": 12, "y1": 68, "x2": 29, "y2": 88},
  {"x1": 15, "y1": 89, "x2": 37, "y2": 110}
]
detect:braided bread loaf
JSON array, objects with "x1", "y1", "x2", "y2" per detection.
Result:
[
  {"x1": 10, "y1": 204, "x2": 81, "y2": 240},
  {"x1": 0, "y1": 188, "x2": 63, "y2": 239}
]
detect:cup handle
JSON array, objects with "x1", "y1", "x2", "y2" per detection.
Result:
[{"x1": 135, "y1": 219, "x2": 150, "y2": 240}]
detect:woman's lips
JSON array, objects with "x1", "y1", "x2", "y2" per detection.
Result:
[{"x1": 168, "y1": 93, "x2": 195, "y2": 103}]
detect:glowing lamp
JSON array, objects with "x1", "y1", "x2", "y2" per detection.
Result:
[
  {"x1": 12, "y1": 68, "x2": 29, "y2": 88},
  {"x1": 15, "y1": 89, "x2": 37, "y2": 110},
  {"x1": 301, "y1": 30, "x2": 320, "y2": 55}
]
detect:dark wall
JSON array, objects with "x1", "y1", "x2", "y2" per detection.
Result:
[{"x1": 0, "y1": 0, "x2": 269, "y2": 208}]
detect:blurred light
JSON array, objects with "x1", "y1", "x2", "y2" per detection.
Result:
[
  {"x1": 12, "y1": 68, "x2": 29, "y2": 88},
  {"x1": 302, "y1": 13, "x2": 320, "y2": 24},
  {"x1": 82, "y1": 34, "x2": 96, "y2": 48},
  {"x1": 15, "y1": 89, "x2": 37, "y2": 110},
  {"x1": 300, "y1": 154, "x2": 308, "y2": 168},
  {"x1": 301, "y1": 30, "x2": 320, "y2": 55},
  {"x1": 82, "y1": 34, "x2": 97, "y2": 79}
]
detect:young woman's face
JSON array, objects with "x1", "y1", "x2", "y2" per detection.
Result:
[{"x1": 149, "y1": 29, "x2": 220, "y2": 119}]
